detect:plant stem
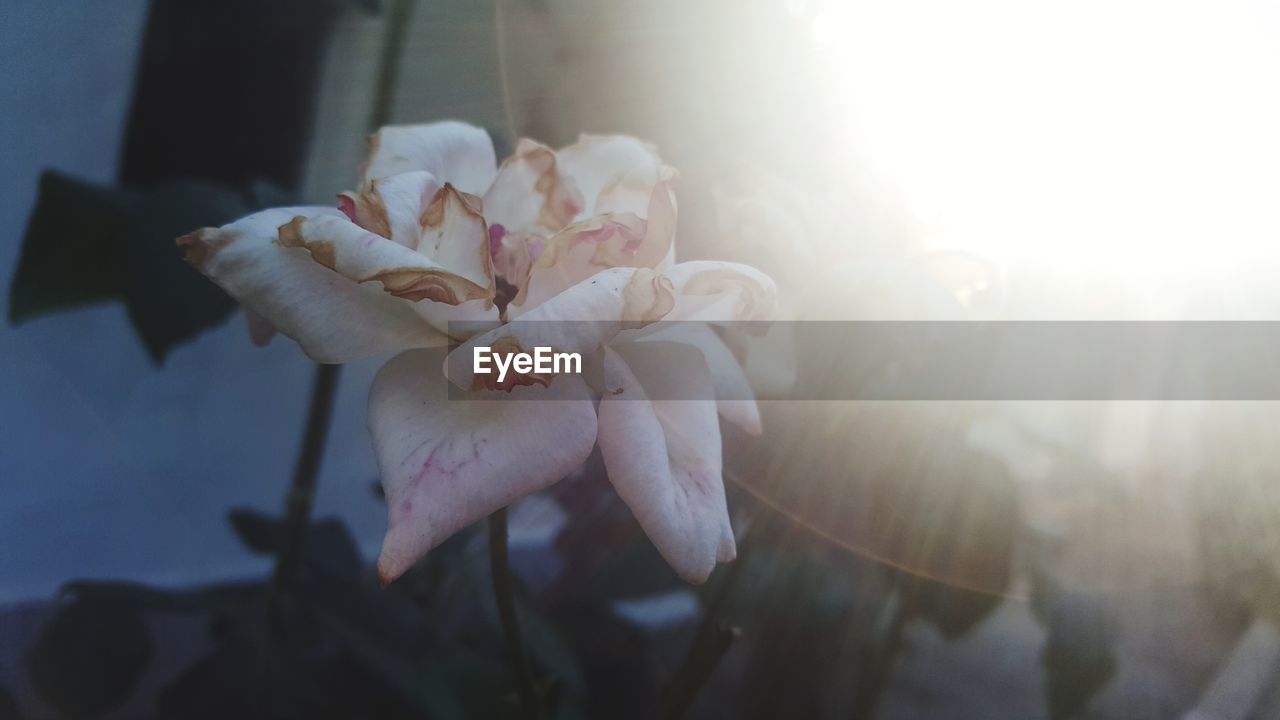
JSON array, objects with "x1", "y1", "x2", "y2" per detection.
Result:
[
  {"x1": 489, "y1": 507, "x2": 543, "y2": 720},
  {"x1": 271, "y1": 363, "x2": 341, "y2": 593},
  {"x1": 663, "y1": 511, "x2": 765, "y2": 719},
  {"x1": 369, "y1": 0, "x2": 416, "y2": 130}
]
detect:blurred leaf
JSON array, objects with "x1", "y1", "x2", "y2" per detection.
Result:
[
  {"x1": 61, "y1": 580, "x2": 262, "y2": 615},
  {"x1": 1032, "y1": 576, "x2": 1118, "y2": 720},
  {"x1": 25, "y1": 593, "x2": 153, "y2": 718},
  {"x1": 9, "y1": 170, "x2": 285, "y2": 363},
  {"x1": 228, "y1": 509, "x2": 363, "y2": 579},
  {"x1": 8, "y1": 171, "x2": 132, "y2": 319}
]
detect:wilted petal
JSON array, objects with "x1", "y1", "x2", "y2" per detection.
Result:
[
  {"x1": 596, "y1": 343, "x2": 733, "y2": 583},
  {"x1": 511, "y1": 180, "x2": 676, "y2": 312},
  {"x1": 278, "y1": 212, "x2": 494, "y2": 307},
  {"x1": 371, "y1": 349, "x2": 597, "y2": 584},
  {"x1": 446, "y1": 266, "x2": 675, "y2": 390},
  {"x1": 362, "y1": 121, "x2": 497, "y2": 194},
  {"x1": 339, "y1": 170, "x2": 440, "y2": 248},
  {"x1": 558, "y1": 134, "x2": 668, "y2": 217},
  {"x1": 416, "y1": 184, "x2": 495, "y2": 293},
  {"x1": 483, "y1": 138, "x2": 583, "y2": 236},
  {"x1": 177, "y1": 207, "x2": 443, "y2": 362}
]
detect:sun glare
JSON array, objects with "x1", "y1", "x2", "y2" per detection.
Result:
[{"x1": 811, "y1": 0, "x2": 1280, "y2": 275}]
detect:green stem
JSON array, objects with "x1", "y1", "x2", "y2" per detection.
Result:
[
  {"x1": 489, "y1": 507, "x2": 544, "y2": 720},
  {"x1": 271, "y1": 363, "x2": 341, "y2": 593}
]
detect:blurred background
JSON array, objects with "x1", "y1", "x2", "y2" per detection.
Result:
[{"x1": 4, "y1": 0, "x2": 1280, "y2": 718}]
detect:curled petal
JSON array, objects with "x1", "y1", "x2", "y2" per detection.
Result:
[
  {"x1": 371, "y1": 349, "x2": 597, "y2": 585},
  {"x1": 446, "y1": 267, "x2": 675, "y2": 390},
  {"x1": 362, "y1": 121, "x2": 497, "y2": 194},
  {"x1": 278, "y1": 214, "x2": 492, "y2": 309},
  {"x1": 558, "y1": 134, "x2": 670, "y2": 217},
  {"x1": 339, "y1": 170, "x2": 440, "y2": 248},
  {"x1": 177, "y1": 207, "x2": 443, "y2": 362},
  {"x1": 483, "y1": 138, "x2": 584, "y2": 236},
  {"x1": 596, "y1": 343, "x2": 734, "y2": 583},
  {"x1": 416, "y1": 184, "x2": 495, "y2": 295},
  {"x1": 511, "y1": 180, "x2": 677, "y2": 312},
  {"x1": 663, "y1": 260, "x2": 777, "y2": 323}
]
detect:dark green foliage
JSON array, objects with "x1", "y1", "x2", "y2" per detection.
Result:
[
  {"x1": 24, "y1": 593, "x2": 154, "y2": 718},
  {"x1": 8, "y1": 171, "x2": 283, "y2": 362}
]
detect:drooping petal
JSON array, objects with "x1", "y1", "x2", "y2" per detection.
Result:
[
  {"x1": 362, "y1": 121, "x2": 497, "y2": 194},
  {"x1": 483, "y1": 138, "x2": 583, "y2": 237},
  {"x1": 178, "y1": 207, "x2": 443, "y2": 362},
  {"x1": 445, "y1": 266, "x2": 675, "y2": 390},
  {"x1": 557, "y1": 134, "x2": 669, "y2": 217},
  {"x1": 370, "y1": 349, "x2": 597, "y2": 584},
  {"x1": 339, "y1": 170, "x2": 441, "y2": 248},
  {"x1": 278, "y1": 212, "x2": 494, "y2": 307},
  {"x1": 596, "y1": 343, "x2": 734, "y2": 583},
  {"x1": 510, "y1": 179, "x2": 677, "y2": 313},
  {"x1": 631, "y1": 323, "x2": 762, "y2": 435}
]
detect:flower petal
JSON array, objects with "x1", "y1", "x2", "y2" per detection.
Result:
[
  {"x1": 445, "y1": 266, "x2": 675, "y2": 390},
  {"x1": 663, "y1": 260, "x2": 778, "y2": 323},
  {"x1": 371, "y1": 349, "x2": 597, "y2": 584},
  {"x1": 416, "y1": 184, "x2": 494, "y2": 292},
  {"x1": 178, "y1": 207, "x2": 443, "y2": 362},
  {"x1": 510, "y1": 179, "x2": 677, "y2": 312},
  {"x1": 483, "y1": 138, "x2": 583, "y2": 237},
  {"x1": 633, "y1": 323, "x2": 762, "y2": 435},
  {"x1": 362, "y1": 121, "x2": 497, "y2": 194},
  {"x1": 596, "y1": 343, "x2": 733, "y2": 583},
  {"x1": 278, "y1": 211, "x2": 494, "y2": 307},
  {"x1": 557, "y1": 134, "x2": 668, "y2": 217},
  {"x1": 339, "y1": 170, "x2": 440, "y2": 248}
]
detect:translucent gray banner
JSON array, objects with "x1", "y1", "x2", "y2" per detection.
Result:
[{"x1": 445, "y1": 321, "x2": 1280, "y2": 400}]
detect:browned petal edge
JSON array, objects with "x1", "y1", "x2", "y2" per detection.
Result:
[
  {"x1": 505, "y1": 138, "x2": 584, "y2": 231},
  {"x1": 622, "y1": 267, "x2": 676, "y2": 326},
  {"x1": 277, "y1": 216, "x2": 338, "y2": 270},
  {"x1": 338, "y1": 187, "x2": 392, "y2": 239},
  {"x1": 468, "y1": 334, "x2": 555, "y2": 392},
  {"x1": 278, "y1": 215, "x2": 492, "y2": 307},
  {"x1": 681, "y1": 267, "x2": 775, "y2": 322},
  {"x1": 176, "y1": 227, "x2": 232, "y2": 269},
  {"x1": 365, "y1": 267, "x2": 492, "y2": 305},
  {"x1": 420, "y1": 183, "x2": 496, "y2": 308}
]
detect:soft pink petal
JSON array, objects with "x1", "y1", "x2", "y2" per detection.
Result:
[
  {"x1": 177, "y1": 207, "x2": 443, "y2": 362},
  {"x1": 510, "y1": 180, "x2": 677, "y2": 313},
  {"x1": 596, "y1": 343, "x2": 734, "y2": 583},
  {"x1": 445, "y1": 266, "x2": 675, "y2": 390},
  {"x1": 482, "y1": 138, "x2": 583, "y2": 237},
  {"x1": 361, "y1": 121, "x2": 497, "y2": 194},
  {"x1": 663, "y1": 260, "x2": 778, "y2": 323},
  {"x1": 631, "y1": 323, "x2": 762, "y2": 435},
  {"x1": 370, "y1": 350, "x2": 597, "y2": 584},
  {"x1": 557, "y1": 134, "x2": 670, "y2": 217}
]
